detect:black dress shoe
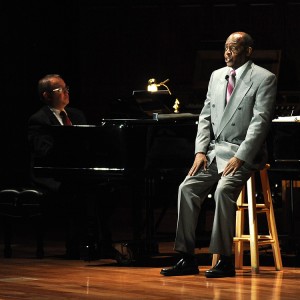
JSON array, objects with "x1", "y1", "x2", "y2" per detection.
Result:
[
  {"x1": 205, "y1": 259, "x2": 236, "y2": 278},
  {"x1": 160, "y1": 257, "x2": 199, "y2": 276}
]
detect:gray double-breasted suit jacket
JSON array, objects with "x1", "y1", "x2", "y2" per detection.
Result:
[{"x1": 195, "y1": 60, "x2": 277, "y2": 173}]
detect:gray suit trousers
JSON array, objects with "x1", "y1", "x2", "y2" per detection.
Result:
[{"x1": 174, "y1": 160, "x2": 253, "y2": 256}]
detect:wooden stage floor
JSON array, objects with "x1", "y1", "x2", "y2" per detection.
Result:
[{"x1": 0, "y1": 240, "x2": 300, "y2": 300}]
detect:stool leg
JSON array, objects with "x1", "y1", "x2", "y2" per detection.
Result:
[
  {"x1": 247, "y1": 175, "x2": 260, "y2": 274},
  {"x1": 260, "y1": 168, "x2": 283, "y2": 271},
  {"x1": 235, "y1": 187, "x2": 245, "y2": 269}
]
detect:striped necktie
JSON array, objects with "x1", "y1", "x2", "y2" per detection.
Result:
[{"x1": 226, "y1": 69, "x2": 236, "y2": 104}]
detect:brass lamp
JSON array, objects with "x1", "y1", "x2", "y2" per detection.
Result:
[
  {"x1": 147, "y1": 78, "x2": 180, "y2": 113},
  {"x1": 147, "y1": 78, "x2": 158, "y2": 92}
]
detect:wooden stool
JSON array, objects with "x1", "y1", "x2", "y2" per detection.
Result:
[{"x1": 212, "y1": 164, "x2": 283, "y2": 274}]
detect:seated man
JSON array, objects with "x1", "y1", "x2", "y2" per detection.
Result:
[
  {"x1": 28, "y1": 74, "x2": 116, "y2": 260},
  {"x1": 160, "y1": 32, "x2": 277, "y2": 278}
]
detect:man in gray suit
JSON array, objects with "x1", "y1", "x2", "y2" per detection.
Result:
[{"x1": 160, "y1": 32, "x2": 277, "y2": 278}]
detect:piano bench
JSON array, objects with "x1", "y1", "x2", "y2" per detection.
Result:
[
  {"x1": 212, "y1": 164, "x2": 283, "y2": 274},
  {"x1": 0, "y1": 188, "x2": 44, "y2": 258}
]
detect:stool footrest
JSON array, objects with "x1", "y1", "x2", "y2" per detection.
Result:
[
  {"x1": 238, "y1": 204, "x2": 269, "y2": 210},
  {"x1": 234, "y1": 236, "x2": 276, "y2": 244},
  {"x1": 234, "y1": 234, "x2": 273, "y2": 240}
]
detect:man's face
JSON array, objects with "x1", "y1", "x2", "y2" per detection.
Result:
[
  {"x1": 44, "y1": 77, "x2": 70, "y2": 110},
  {"x1": 224, "y1": 33, "x2": 251, "y2": 69}
]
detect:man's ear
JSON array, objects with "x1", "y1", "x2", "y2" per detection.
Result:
[
  {"x1": 42, "y1": 91, "x2": 51, "y2": 104},
  {"x1": 246, "y1": 47, "x2": 253, "y2": 57}
]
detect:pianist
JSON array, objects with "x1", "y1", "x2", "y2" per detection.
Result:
[
  {"x1": 28, "y1": 74, "x2": 115, "y2": 260},
  {"x1": 160, "y1": 32, "x2": 277, "y2": 278}
]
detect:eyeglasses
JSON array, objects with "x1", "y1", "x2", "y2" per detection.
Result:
[{"x1": 51, "y1": 86, "x2": 70, "y2": 93}]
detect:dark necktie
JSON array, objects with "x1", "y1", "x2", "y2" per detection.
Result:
[
  {"x1": 226, "y1": 69, "x2": 236, "y2": 104},
  {"x1": 60, "y1": 111, "x2": 72, "y2": 126}
]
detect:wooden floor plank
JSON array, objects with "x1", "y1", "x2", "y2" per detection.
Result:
[{"x1": 0, "y1": 241, "x2": 300, "y2": 300}]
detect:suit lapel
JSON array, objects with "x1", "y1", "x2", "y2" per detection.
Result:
[
  {"x1": 215, "y1": 63, "x2": 254, "y2": 139},
  {"x1": 216, "y1": 76, "x2": 227, "y2": 114},
  {"x1": 42, "y1": 106, "x2": 61, "y2": 125},
  {"x1": 213, "y1": 72, "x2": 228, "y2": 131}
]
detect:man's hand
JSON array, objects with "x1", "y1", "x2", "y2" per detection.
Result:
[
  {"x1": 223, "y1": 157, "x2": 244, "y2": 176},
  {"x1": 188, "y1": 152, "x2": 208, "y2": 176}
]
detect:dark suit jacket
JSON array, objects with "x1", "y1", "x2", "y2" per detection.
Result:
[{"x1": 28, "y1": 105, "x2": 87, "y2": 192}]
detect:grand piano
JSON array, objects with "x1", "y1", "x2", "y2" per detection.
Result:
[{"x1": 33, "y1": 92, "x2": 200, "y2": 259}]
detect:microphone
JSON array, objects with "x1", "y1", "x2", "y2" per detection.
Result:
[{"x1": 225, "y1": 75, "x2": 229, "y2": 81}]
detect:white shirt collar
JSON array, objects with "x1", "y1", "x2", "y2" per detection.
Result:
[
  {"x1": 229, "y1": 60, "x2": 251, "y2": 81},
  {"x1": 49, "y1": 107, "x2": 65, "y2": 125}
]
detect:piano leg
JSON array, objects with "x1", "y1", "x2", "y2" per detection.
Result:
[
  {"x1": 144, "y1": 175, "x2": 159, "y2": 255},
  {"x1": 121, "y1": 175, "x2": 159, "y2": 260}
]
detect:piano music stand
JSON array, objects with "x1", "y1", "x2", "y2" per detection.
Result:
[{"x1": 132, "y1": 90, "x2": 173, "y2": 117}]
